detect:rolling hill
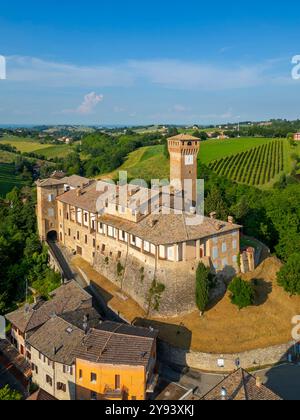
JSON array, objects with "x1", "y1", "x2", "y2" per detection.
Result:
[{"x1": 101, "y1": 137, "x2": 294, "y2": 188}]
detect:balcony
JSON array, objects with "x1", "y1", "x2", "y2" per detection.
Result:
[{"x1": 103, "y1": 386, "x2": 125, "y2": 400}]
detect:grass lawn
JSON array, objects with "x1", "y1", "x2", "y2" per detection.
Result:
[
  {"x1": 0, "y1": 162, "x2": 29, "y2": 196},
  {"x1": 72, "y1": 254, "x2": 299, "y2": 354},
  {"x1": 100, "y1": 145, "x2": 169, "y2": 181},
  {"x1": 140, "y1": 257, "x2": 300, "y2": 353}
]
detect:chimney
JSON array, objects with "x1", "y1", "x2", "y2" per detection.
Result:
[
  {"x1": 210, "y1": 212, "x2": 217, "y2": 219},
  {"x1": 228, "y1": 216, "x2": 234, "y2": 224},
  {"x1": 76, "y1": 187, "x2": 82, "y2": 197},
  {"x1": 53, "y1": 346, "x2": 57, "y2": 355},
  {"x1": 83, "y1": 314, "x2": 89, "y2": 334},
  {"x1": 215, "y1": 222, "x2": 222, "y2": 231},
  {"x1": 256, "y1": 376, "x2": 263, "y2": 388}
]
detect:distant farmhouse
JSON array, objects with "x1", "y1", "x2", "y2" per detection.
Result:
[
  {"x1": 36, "y1": 134, "x2": 253, "y2": 317},
  {"x1": 294, "y1": 133, "x2": 300, "y2": 141}
]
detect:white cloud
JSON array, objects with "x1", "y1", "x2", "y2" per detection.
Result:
[
  {"x1": 63, "y1": 92, "x2": 104, "y2": 115},
  {"x1": 173, "y1": 104, "x2": 187, "y2": 112},
  {"x1": 5, "y1": 55, "x2": 285, "y2": 91}
]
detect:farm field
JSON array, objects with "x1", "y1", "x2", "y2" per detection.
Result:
[
  {"x1": 37, "y1": 144, "x2": 74, "y2": 159},
  {"x1": 209, "y1": 139, "x2": 286, "y2": 187},
  {"x1": 0, "y1": 137, "x2": 53, "y2": 153},
  {"x1": 0, "y1": 162, "x2": 29, "y2": 196},
  {"x1": 102, "y1": 137, "x2": 290, "y2": 187},
  {"x1": 0, "y1": 135, "x2": 75, "y2": 158}
]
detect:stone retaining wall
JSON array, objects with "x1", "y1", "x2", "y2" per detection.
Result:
[{"x1": 158, "y1": 340, "x2": 296, "y2": 372}]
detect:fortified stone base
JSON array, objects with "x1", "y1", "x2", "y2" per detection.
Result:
[{"x1": 94, "y1": 249, "x2": 227, "y2": 317}]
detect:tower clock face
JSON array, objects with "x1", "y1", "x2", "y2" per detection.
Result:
[{"x1": 185, "y1": 155, "x2": 194, "y2": 166}]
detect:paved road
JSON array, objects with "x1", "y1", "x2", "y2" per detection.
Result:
[{"x1": 261, "y1": 364, "x2": 300, "y2": 400}]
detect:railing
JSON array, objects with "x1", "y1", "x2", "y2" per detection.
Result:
[{"x1": 103, "y1": 386, "x2": 124, "y2": 400}]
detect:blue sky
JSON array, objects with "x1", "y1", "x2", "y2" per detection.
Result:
[{"x1": 0, "y1": 0, "x2": 300, "y2": 125}]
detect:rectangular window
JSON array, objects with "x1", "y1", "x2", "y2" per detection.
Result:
[
  {"x1": 144, "y1": 241, "x2": 150, "y2": 253},
  {"x1": 115, "y1": 375, "x2": 121, "y2": 390},
  {"x1": 93, "y1": 239, "x2": 96, "y2": 248},
  {"x1": 79, "y1": 369, "x2": 83, "y2": 380},
  {"x1": 167, "y1": 246, "x2": 174, "y2": 261},
  {"x1": 57, "y1": 382, "x2": 66, "y2": 392},
  {"x1": 222, "y1": 242, "x2": 227, "y2": 253},
  {"x1": 85, "y1": 235, "x2": 88, "y2": 244},
  {"x1": 222, "y1": 258, "x2": 228, "y2": 267},
  {"x1": 77, "y1": 231, "x2": 80, "y2": 240},
  {"x1": 48, "y1": 194, "x2": 54, "y2": 202},
  {"x1": 91, "y1": 373, "x2": 97, "y2": 383},
  {"x1": 91, "y1": 391, "x2": 97, "y2": 400},
  {"x1": 108, "y1": 226, "x2": 114, "y2": 237},
  {"x1": 212, "y1": 246, "x2": 219, "y2": 259},
  {"x1": 48, "y1": 208, "x2": 55, "y2": 218},
  {"x1": 159, "y1": 245, "x2": 166, "y2": 259},
  {"x1": 232, "y1": 255, "x2": 238, "y2": 264},
  {"x1": 46, "y1": 375, "x2": 53, "y2": 387},
  {"x1": 233, "y1": 240, "x2": 237, "y2": 250},
  {"x1": 68, "y1": 229, "x2": 71, "y2": 236}
]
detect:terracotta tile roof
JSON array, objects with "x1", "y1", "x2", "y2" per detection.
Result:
[
  {"x1": 6, "y1": 281, "x2": 92, "y2": 334},
  {"x1": 57, "y1": 183, "x2": 103, "y2": 213},
  {"x1": 27, "y1": 316, "x2": 85, "y2": 365},
  {"x1": 168, "y1": 134, "x2": 200, "y2": 141},
  {"x1": 27, "y1": 389, "x2": 58, "y2": 401},
  {"x1": 72, "y1": 321, "x2": 157, "y2": 367},
  {"x1": 56, "y1": 180, "x2": 241, "y2": 244},
  {"x1": 101, "y1": 212, "x2": 241, "y2": 245},
  {"x1": 201, "y1": 369, "x2": 282, "y2": 401},
  {"x1": 36, "y1": 175, "x2": 92, "y2": 189}
]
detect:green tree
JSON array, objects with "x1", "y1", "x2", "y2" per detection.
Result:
[
  {"x1": 228, "y1": 277, "x2": 255, "y2": 309},
  {"x1": 0, "y1": 385, "x2": 22, "y2": 401},
  {"x1": 195, "y1": 263, "x2": 210, "y2": 315},
  {"x1": 205, "y1": 187, "x2": 229, "y2": 220},
  {"x1": 277, "y1": 253, "x2": 300, "y2": 296}
]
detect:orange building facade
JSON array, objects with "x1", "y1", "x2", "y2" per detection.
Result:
[{"x1": 75, "y1": 361, "x2": 152, "y2": 401}]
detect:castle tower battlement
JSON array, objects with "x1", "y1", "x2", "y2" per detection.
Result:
[{"x1": 168, "y1": 134, "x2": 200, "y2": 206}]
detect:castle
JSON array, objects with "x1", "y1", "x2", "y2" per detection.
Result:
[{"x1": 36, "y1": 134, "x2": 242, "y2": 316}]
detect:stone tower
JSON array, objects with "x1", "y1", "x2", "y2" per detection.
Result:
[{"x1": 168, "y1": 134, "x2": 200, "y2": 206}]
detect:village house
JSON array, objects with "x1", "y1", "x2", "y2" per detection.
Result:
[
  {"x1": 26, "y1": 311, "x2": 101, "y2": 401},
  {"x1": 5, "y1": 281, "x2": 94, "y2": 358},
  {"x1": 73, "y1": 321, "x2": 158, "y2": 401},
  {"x1": 201, "y1": 368, "x2": 282, "y2": 401},
  {"x1": 5, "y1": 281, "x2": 158, "y2": 401},
  {"x1": 294, "y1": 133, "x2": 300, "y2": 141},
  {"x1": 35, "y1": 134, "x2": 248, "y2": 316}
]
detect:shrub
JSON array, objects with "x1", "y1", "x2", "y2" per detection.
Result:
[{"x1": 228, "y1": 277, "x2": 255, "y2": 309}]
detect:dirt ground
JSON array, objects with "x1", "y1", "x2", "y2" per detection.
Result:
[{"x1": 73, "y1": 256, "x2": 300, "y2": 354}]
